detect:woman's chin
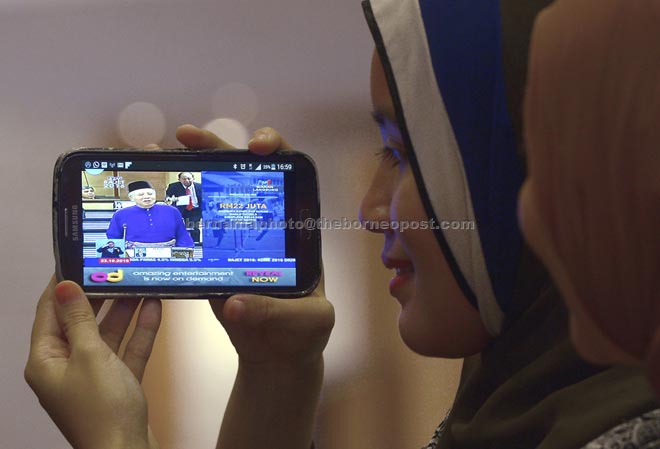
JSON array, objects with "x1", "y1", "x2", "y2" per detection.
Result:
[{"x1": 397, "y1": 313, "x2": 471, "y2": 358}]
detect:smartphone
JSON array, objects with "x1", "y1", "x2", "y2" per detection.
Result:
[{"x1": 53, "y1": 148, "x2": 321, "y2": 299}]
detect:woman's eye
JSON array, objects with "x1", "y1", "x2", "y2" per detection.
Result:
[
  {"x1": 376, "y1": 144, "x2": 406, "y2": 167},
  {"x1": 376, "y1": 146, "x2": 400, "y2": 167}
]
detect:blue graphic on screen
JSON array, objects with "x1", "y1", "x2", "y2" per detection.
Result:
[
  {"x1": 202, "y1": 171, "x2": 285, "y2": 260},
  {"x1": 81, "y1": 169, "x2": 294, "y2": 287}
]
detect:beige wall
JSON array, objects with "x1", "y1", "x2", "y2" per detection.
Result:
[{"x1": 0, "y1": 2, "x2": 460, "y2": 448}]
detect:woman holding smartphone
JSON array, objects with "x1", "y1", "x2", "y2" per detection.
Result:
[{"x1": 25, "y1": 0, "x2": 657, "y2": 448}]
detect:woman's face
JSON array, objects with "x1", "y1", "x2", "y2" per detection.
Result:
[{"x1": 359, "y1": 51, "x2": 490, "y2": 357}]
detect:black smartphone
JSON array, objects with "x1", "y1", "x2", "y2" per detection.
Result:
[{"x1": 53, "y1": 148, "x2": 321, "y2": 299}]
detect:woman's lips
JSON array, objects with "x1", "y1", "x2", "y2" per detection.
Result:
[
  {"x1": 389, "y1": 269, "x2": 413, "y2": 295},
  {"x1": 382, "y1": 257, "x2": 414, "y2": 295}
]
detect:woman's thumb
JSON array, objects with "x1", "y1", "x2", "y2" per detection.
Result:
[{"x1": 53, "y1": 281, "x2": 99, "y2": 346}]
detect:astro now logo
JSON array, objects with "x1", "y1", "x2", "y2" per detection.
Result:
[
  {"x1": 246, "y1": 270, "x2": 281, "y2": 283},
  {"x1": 90, "y1": 269, "x2": 124, "y2": 283}
]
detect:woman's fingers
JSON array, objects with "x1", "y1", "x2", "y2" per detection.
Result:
[
  {"x1": 176, "y1": 124, "x2": 235, "y2": 150},
  {"x1": 28, "y1": 277, "x2": 64, "y2": 362},
  {"x1": 98, "y1": 299, "x2": 140, "y2": 353},
  {"x1": 176, "y1": 124, "x2": 293, "y2": 155},
  {"x1": 121, "y1": 299, "x2": 162, "y2": 382},
  {"x1": 51, "y1": 282, "x2": 101, "y2": 351},
  {"x1": 248, "y1": 127, "x2": 293, "y2": 154}
]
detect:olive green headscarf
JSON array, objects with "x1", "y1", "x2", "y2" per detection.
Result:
[{"x1": 362, "y1": 0, "x2": 657, "y2": 447}]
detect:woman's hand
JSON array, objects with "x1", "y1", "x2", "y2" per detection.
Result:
[
  {"x1": 175, "y1": 123, "x2": 294, "y2": 156},
  {"x1": 25, "y1": 277, "x2": 161, "y2": 449},
  {"x1": 177, "y1": 124, "x2": 333, "y2": 449},
  {"x1": 177, "y1": 124, "x2": 335, "y2": 369}
]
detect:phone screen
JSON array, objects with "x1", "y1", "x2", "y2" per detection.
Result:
[{"x1": 77, "y1": 158, "x2": 299, "y2": 289}]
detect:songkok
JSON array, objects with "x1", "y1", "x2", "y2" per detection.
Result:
[{"x1": 128, "y1": 181, "x2": 154, "y2": 192}]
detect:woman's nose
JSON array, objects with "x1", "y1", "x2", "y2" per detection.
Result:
[{"x1": 359, "y1": 169, "x2": 393, "y2": 233}]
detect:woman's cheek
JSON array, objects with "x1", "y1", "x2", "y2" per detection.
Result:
[{"x1": 392, "y1": 169, "x2": 427, "y2": 223}]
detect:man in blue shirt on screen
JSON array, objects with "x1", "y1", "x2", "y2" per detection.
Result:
[{"x1": 106, "y1": 180, "x2": 194, "y2": 248}]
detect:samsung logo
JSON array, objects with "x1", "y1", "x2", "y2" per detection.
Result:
[{"x1": 71, "y1": 205, "x2": 80, "y2": 241}]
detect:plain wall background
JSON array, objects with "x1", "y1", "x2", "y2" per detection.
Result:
[{"x1": 0, "y1": 1, "x2": 461, "y2": 448}]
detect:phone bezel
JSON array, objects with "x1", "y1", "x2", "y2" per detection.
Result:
[{"x1": 53, "y1": 148, "x2": 321, "y2": 299}]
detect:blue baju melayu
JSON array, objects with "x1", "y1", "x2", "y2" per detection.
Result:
[{"x1": 106, "y1": 204, "x2": 194, "y2": 247}]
